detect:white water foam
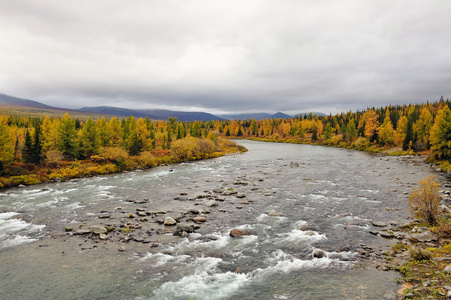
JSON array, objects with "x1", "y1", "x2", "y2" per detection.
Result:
[
  {"x1": 151, "y1": 257, "x2": 248, "y2": 300},
  {"x1": 148, "y1": 248, "x2": 352, "y2": 300},
  {"x1": 256, "y1": 213, "x2": 288, "y2": 226},
  {"x1": 274, "y1": 229, "x2": 327, "y2": 244},
  {"x1": 139, "y1": 252, "x2": 191, "y2": 267},
  {"x1": 0, "y1": 212, "x2": 45, "y2": 249}
]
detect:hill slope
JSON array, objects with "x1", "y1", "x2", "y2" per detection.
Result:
[
  {"x1": 80, "y1": 106, "x2": 224, "y2": 121},
  {"x1": 0, "y1": 93, "x2": 55, "y2": 109}
]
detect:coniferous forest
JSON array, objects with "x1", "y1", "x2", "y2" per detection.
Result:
[{"x1": 1, "y1": 98, "x2": 451, "y2": 188}]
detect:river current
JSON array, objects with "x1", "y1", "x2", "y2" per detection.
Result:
[{"x1": 0, "y1": 140, "x2": 441, "y2": 299}]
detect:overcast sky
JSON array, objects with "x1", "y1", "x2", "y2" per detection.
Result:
[{"x1": 0, "y1": 1, "x2": 450, "y2": 115}]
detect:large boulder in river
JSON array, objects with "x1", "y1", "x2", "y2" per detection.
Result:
[
  {"x1": 230, "y1": 229, "x2": 251, "y2": 237},
  {"x1": 164, "y1": 217, "x2": 177, "y2": 226},
  {"x1": 173, "y1": 224, "x2": 196, "y2": 236}
]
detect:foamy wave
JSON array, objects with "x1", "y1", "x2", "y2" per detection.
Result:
[
  {"x1": 151, "y1": 257, "x2": 248, "y2": 300},
  {"x1": 140, "y1": 252, "x2": 191, "y2": 267},
  {"x1": 0, "y1": 212, "x2": 45, "y2": 249},
  {"x1": 274, "y1": 229, "x2": 327, "y2": 244},
  {"x1": 256, "y1": 213, "x2": 288, "y2": 226},
  {"x1": 254, "y1": 249, "x2": 344, "y2": 279},
  {"x1": 174, "y1": 233, "x2": 258, "y2": 254}
]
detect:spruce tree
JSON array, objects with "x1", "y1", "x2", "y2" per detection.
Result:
[
  {"x1": 403, "y1": 118, "x2": 413, "y2": 150},
  {"x1": 22, "y1": 130, "x2": 33, "y2": 163},
  {"x1": 31, "y1": 125, "x2": 42, "y2": 164}
]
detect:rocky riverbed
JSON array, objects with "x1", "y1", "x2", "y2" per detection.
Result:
[{"x1": 1, "y1": 141, "x2": 449, "y2": 299}]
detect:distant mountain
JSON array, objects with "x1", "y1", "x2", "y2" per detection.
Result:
[
  {"x1": 0, "y1": 92, "x2": 326, "y2": 121},
  {"x1": 136, "y1": 109, "x2": 224, "y2": 122},
  {"x1": 0, "y1": 93, "x2": 224, "y2": 122},
  {"x1": 271, "y1": 112, "x2": 293, "y2": 119},
  {"x1": 80, "y1": 106, "x2": 224, "y2": 122},
  {"x1": 79, "y1": 106, "x2": 149, "y2": 119},
  {"x1": 218, "y1": 112, "x2": 293, "y2": 120},
  {"x1": 0, "y1": 93, "x2": 55, "y2": 109}
]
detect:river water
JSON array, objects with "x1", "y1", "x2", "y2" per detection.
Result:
[{"x1": 0, "y1": 140, "x2": 441, "y2": 299}]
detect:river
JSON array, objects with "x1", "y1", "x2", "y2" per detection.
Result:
[{"x1": 0, "y1": 140, "x2": 441, "y2": 299}]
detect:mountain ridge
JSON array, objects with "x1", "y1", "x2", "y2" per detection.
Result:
[{"x1": 0, "y1": 92, "x2": 323, "y2": 122}]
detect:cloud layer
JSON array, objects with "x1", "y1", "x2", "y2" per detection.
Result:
[{"x1": 1, "y1": 0, "x2": 450, "y2": 114}]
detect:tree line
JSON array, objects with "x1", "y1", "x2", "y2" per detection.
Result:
[
  {"x1": 0, "y1": 113, "x2": 243, "y2": 186},
  {"x1": 1, "y1": 97, "x2": 450, "y2": 185},
  {"x1": 214, "y1": 98, "x2": 451, "y2": 162}
]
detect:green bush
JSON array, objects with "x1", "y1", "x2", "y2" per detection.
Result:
[{"x1": 408, "y1": 246, "x2": 432, "y2": 261}]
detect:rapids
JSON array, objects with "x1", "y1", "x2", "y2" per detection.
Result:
[{"x1": 0, "y1": 140, "x2": 441, "y2": 299}]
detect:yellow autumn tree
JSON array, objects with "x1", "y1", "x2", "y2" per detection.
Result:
[
  {"x1": 378, "y1": 115, "x2": 395, "y2": 146},
  {"x1": 408, "y1": 175, "x2": 441, "y2": 225}
]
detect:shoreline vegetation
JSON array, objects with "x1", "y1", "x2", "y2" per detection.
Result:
[
  {"x1": 2, "y1": 99, "x2": 451, "y2": 298},
  {"x1": 2, "y1": 98, "x2": 451, "y2": 189}
]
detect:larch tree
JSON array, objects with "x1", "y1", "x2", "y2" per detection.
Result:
[
  {"x1": 58, "y1": 113, "x2": 79, "y2": 159},
  {"x1": 394, "y1": 115, "x2": 408, "y2": 147},
  {"x1": 378, "y1": 115, "x2": 395, "y2": 146},
  {"x1": 80, "y1": 117, "x2": 99, "y2": 158},
  {"x1": 360, "y1": 110, "x2": 379, "y2": 141},
  {"x1": 346, "y1": 119, "x2": 357, "y2": 141},
  {"x1": 108, "y1": 117, "x2": 123, "y2": 147},
  {"x1": 430, "y1": 106, "x2": 451, "y2": 160},
  {"x1": 0, "y1": 120, "x2": 14, "y2": 165},
  {"x1": 97, "y1": 117, "x2": 110, "y2": 147},
  {"x1": 41, "y1": 116, "x2": 60, "y2": 152},
  {"x1": 415, "y1": 108, "x2": 433, "y2": 148}
]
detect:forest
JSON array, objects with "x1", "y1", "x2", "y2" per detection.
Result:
[
  {"x1": 0, "y1": 114, "x2": 245, "y2": 188},
  {"x1": 1, "y1": 98, "x2": 451, "y2": 188}
]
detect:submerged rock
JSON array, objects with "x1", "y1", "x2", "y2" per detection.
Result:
[
  {"x1": 313, "y1": 250, "x2": 326, "y2": 258},
  {"x1": 372, "y1": 221, "x2": 387, "y2": 227},
  {"x1": 230, "y1": 229, "x2": 251, "y2": 237},
  {"x1": 222, "y1": 190, "x2": 237, "y2": 196},
  {"x1": 267, "y1": 211, "x2": 283, "y2": 217},
  {"x1": 74, "y1": 229, "x2": 91, "y2": 235},
  {"x1": 205, "y1": 201, "x2": 218, "y2": 207},
  {"x1": 91, "y1": 226, "x2": 108, "y2": 234},
  {"x1": 290, "y1": 162, "x2": 299, "y2": 168},
  {"x1": 173, "y1": 224, "x2": 196, "y2": 236},
  {"x1": 134, "y1": 199, "x2": 148, "y2": 204}
]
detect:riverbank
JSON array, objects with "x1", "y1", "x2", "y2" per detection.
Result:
[
  {"x1": 1, "y1": 140, "x2": 449, "y2": 299},
  {"x1": 0, "y1": 138, "x2": 247, "y2": 189},
  {"x1": 361, "y1": 155, "x2": 451, "y2": 299}
]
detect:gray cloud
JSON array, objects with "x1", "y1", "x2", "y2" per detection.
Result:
[{"x1": 1, "y1": 0, "x2": 450, "y2": 115}]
